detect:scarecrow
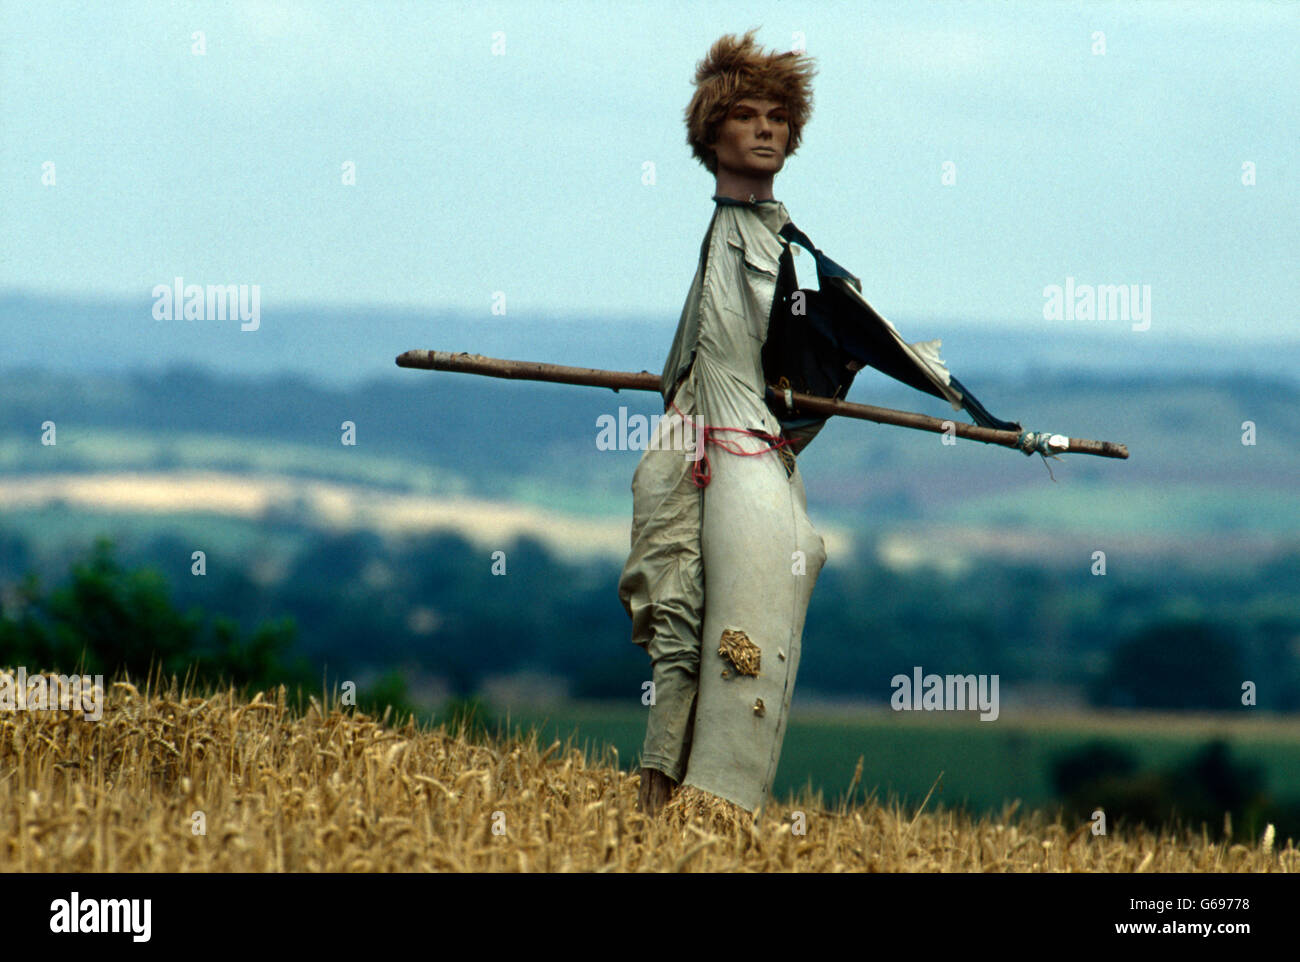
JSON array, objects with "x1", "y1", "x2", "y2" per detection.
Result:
[
  {"x1": 617, "y1": 29, "x2": 828, "y2": 829},
  {"x1": 397, "y1": 30, "x2": 1122, "y2": 832},
  {"x1": 618, "y1": 29, "x2": 1030, "y2": 828}
]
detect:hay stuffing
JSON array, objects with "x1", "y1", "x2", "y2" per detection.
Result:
[
  {"x1": 659, "y1": 783, "x2": 755, "y2": 835},
  {"x1": 717, "y1": 628, "x2": 761, "y2": 677}
]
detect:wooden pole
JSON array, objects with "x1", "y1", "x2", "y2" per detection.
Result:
[{"x1": 395, "y1": 349, "x2": 1129, "y2": 460}]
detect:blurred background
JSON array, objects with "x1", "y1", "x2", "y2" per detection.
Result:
[{"x1": 2, "y1": 1, "x2": 1298, "y2": 839}]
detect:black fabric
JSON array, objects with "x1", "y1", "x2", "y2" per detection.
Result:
[{"x1": 762, "y1": 220, "x2": 1021, "y2": 434}]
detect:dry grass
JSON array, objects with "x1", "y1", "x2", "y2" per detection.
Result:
[{"x1": 1, "y1": 675, "x2": 1294, "y2": 872}]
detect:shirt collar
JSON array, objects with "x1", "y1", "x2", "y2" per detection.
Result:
[
  {"x1": 712, "y1": 193, "x2": 790, "y2": 235},
  {"x1": 712, "y1": 193, "x2": 779, "y2": 206}
]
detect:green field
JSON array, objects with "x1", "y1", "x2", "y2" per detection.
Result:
[
  {"x1": 487, "y1": 701, "x2": 1300, "y2": 819},
  {"x1": 0, "y1": 430, "x2": 469, "y2": 495},
  {"x1": 0, "y1": 506, "x2": 303, "y2": 566},
  {"x1": 943, "y1": 481, "x2": 1298, "y2": 535}
]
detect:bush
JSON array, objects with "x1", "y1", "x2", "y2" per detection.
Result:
[
  {"x1": 0, "y1": 536, "x2": 311, "y2": 692},
  {"x1": 1089, "y1": 619, "x2": 1242, "y2": 710}
]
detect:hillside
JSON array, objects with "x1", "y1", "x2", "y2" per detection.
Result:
[{"x1": 2, "y1": 365, "x2": 1297, "y2": 546}]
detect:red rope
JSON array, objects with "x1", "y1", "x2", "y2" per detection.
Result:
[{"x1": 670, "y1": 398, "x2": 795, "y2": 488}]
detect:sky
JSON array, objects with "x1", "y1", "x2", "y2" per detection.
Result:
[{"x1": 2, "y1": 0, "x2": 1298, "y2": 353}]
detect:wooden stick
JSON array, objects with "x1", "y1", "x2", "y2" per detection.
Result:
[{"x1": 395, "y1": 349, "x2": 1129, "y2": 460}]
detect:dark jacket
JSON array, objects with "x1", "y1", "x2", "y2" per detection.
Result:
[{"x1": 661, "y1": 196, "x2": 1018, "y2": 454}]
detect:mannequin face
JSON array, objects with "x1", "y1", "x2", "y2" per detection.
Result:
[{"x1": 710, "y1": 97, "x2": 789, "y2": 177}]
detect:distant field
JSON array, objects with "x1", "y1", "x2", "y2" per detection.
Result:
[
  {"x1": 6, "y1": 426, "x2": 1298, "y2": 543},
  {"x1": 0, "y1": 476, "x2": 858, "y2": 565},
  {"x1": 0, "y1": 430, "x2": 468, "y2": 495},
  {"x1": 0, "y1": 475, "x2": 641, "y2": 561},
  {"x1": 943, "y1": 481, "x2": 1298, "y2": 536},
  {"x1": 0, "y1": 505, "x2": 300, "y2": 565},
  {"x1": 0, "y1": 427, "x2": 630, "y2": 524},
  {"x1": 490, "y1": 701, "x2": 1300, "y2": 822}
]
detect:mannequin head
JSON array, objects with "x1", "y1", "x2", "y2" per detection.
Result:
[
  {"x1": 685, "y1": 29, "x2": 817, "y2": 178},
  {"x1": 710, "y1": 97, "x2": 790, "y2": 183}
]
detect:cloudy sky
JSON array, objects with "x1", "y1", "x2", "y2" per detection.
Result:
[{"x1": 3, "y1": 0, "x2": 1297, "y2": 349}]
